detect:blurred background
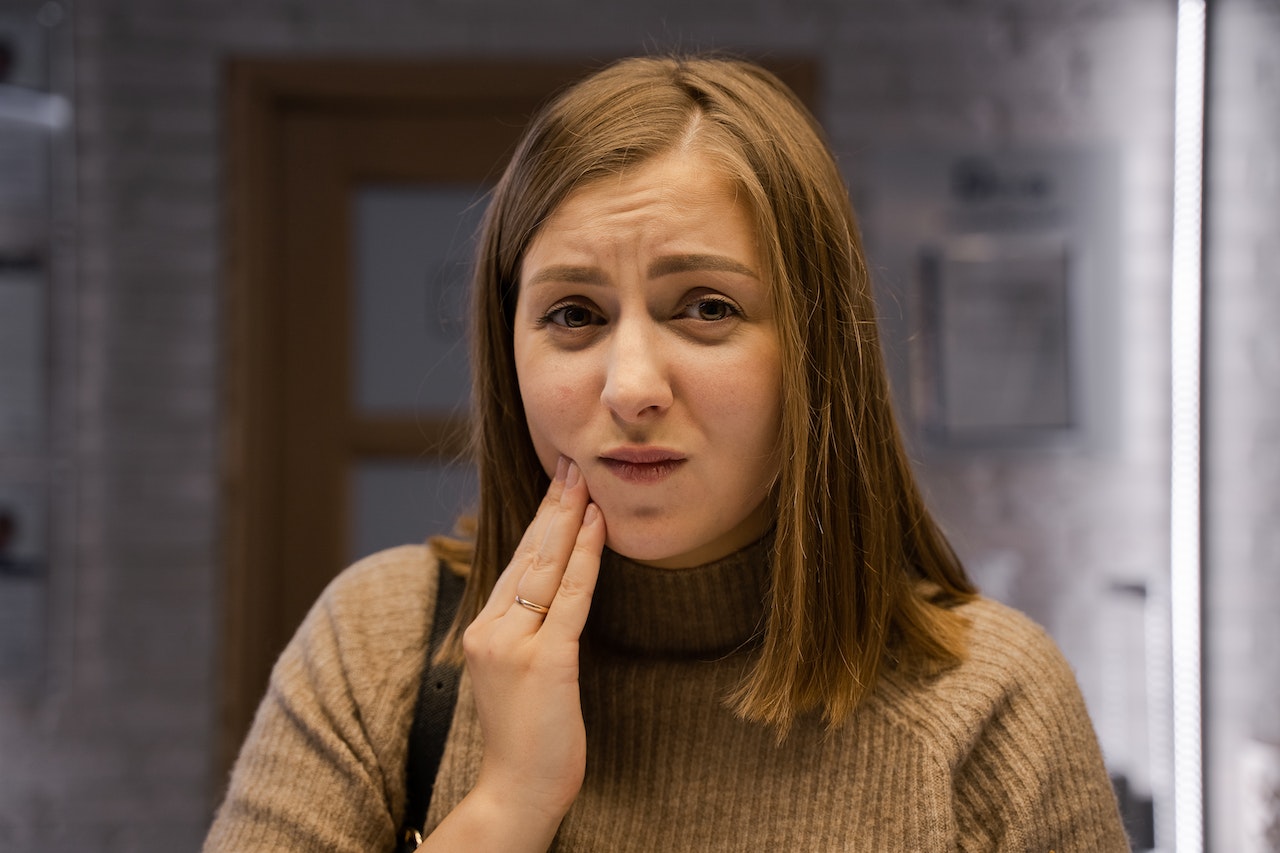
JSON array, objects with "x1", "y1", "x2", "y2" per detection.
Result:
[{"x1": 0, "y1": 0, "x2": 1276, "y2": 850}]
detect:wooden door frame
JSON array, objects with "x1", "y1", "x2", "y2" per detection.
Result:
[
  {"x1": 221, "y1": 58, "x2": 601, "y2": 777},
  {"x1": 219, "y1": 56, "x2": 819, "y2": 781}
]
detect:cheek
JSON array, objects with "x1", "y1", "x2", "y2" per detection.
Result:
[
  {"x1": 745, "y1": 383, "x2": 783, "y2": 451},
  {"x1": 523, "y1": 379, "x2": 591, "y2": 478},
  {"x1": 523, "y1": 375, "x2": 587, "y2": 440},
  {"x1": 708, "y1": 353, "x2": 782, "y2": 429},
  {"x1": 728, "y1": 365, "x2": 785, "y2": 472}
]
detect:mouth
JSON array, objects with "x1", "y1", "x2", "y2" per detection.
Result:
[{"x1": 599, "y1": 447, "x2": 686, "y2": 484}]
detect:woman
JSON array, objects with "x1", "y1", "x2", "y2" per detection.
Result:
[{"x1": 205, "y1": 56, "x2": 1129, "y2": 851}]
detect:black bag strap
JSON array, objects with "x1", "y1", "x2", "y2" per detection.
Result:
[{"x1": 397, "y1": 559, "x2": 465, "y2": 852}]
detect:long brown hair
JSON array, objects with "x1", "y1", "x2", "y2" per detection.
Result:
[{"x1": 439, "y1": 55, "x2": 976, "y2": 733}]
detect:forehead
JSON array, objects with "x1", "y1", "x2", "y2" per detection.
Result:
[{"x1": 525, "y1": 149, "x2": 759, "y2": 262}]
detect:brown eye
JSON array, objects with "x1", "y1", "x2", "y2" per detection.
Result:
[
  {"x1": 561, "y1": 305, "x2": 593, "y2": 327},
  {"x1": 545, "y1": 303, "x2": 599, "y2": 328},
  {"x1": 683, "y1": 298, "x2": 739, "y2": 322}
]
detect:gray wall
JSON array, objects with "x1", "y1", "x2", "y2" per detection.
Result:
[
  {"x1": 0, "y1": 0, "x2": 1274, "y2": 850},
  {"x1": 1206, "y1": 1, "x2": 1280, "y2": 849}
]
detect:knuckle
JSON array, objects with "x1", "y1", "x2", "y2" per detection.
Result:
[
  {"x1": 461, "y1": 622, "x2": 488, "y2": 658},
  {"x1": 556, "y1": 572, "x2": 586, "y2": 601},
  {"x1": 524, "y1": 550, "x2": 555, "y2": 580}
]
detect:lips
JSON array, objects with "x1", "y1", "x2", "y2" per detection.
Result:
[{"x1": 599, "y1": 447, "x2": 687, "y2": 484}]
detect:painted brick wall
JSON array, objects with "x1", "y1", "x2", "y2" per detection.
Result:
[{"x1": 4, "y1": 0, "x2": 1260, "y2": 851}]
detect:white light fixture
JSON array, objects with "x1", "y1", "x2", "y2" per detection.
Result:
[{"x1": 1170, "y1": 0, "x2": 1206, "y2": 851}]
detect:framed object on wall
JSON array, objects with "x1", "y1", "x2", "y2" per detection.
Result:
[{"x1": 915, "y1": 235, "x2": 1073, "y2": 445}]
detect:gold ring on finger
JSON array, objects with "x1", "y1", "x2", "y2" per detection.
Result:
[{"x1": 514, "y1": 593, "x2": 551, "y2": 615}]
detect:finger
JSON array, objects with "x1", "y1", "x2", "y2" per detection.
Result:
[
  {"x1": 539, "y1": 502, "x2": 605, "y2": 642},
  {"x1": 511, "y1": 460, "x2": 590, "y2": 616},
  {"x1": 478, "y1": 456, "x2": 570, "y2": 621},
  {"x1": 511, "y1": 455, "x2": 570, "y2": 561}
]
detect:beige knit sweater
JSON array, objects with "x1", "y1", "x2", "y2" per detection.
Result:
[{"x1": 204, "y1": 542, "x2": 1130, "y2": 852}]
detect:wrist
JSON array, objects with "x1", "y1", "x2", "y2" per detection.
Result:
[
  {"x1": 473, "y1": 765, "x2": 579, "y2": 825},
  {"x1": 417, "y1": 780, "x2": 566, "y2": 853}
]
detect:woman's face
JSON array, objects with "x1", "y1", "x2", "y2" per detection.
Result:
[{"x1": 513, "y1": 149, "x2": 783, "y2": 568}]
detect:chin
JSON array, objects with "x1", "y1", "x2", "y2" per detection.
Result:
[
  {"x1": 602, "y1": 527, "x2": 692, "y2": 566},
  {"x1": 604, "y1": 532, "x2": 674, "y2": 562}
]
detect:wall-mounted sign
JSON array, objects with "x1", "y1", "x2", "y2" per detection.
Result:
[
  {"x1": 864, "y1": 147, "x2": 1120, "y2": 451},
  {"x1": 917, "y1": 234, "x2": 1073, "y2": 442}
]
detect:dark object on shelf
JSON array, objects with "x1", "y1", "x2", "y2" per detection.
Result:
[{"x1": 1111, "y1": 773, "x2": 1155, "y2": 851}]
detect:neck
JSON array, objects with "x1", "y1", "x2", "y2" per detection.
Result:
[{"x1": 586, "y1": 532, "x2": 773, "y2": 657}]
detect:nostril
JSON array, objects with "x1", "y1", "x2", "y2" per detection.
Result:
[{"x1": 601, "y1": 374, "x2": 672, "y2": 420}]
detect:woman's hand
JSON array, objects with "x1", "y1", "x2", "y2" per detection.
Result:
[
  {"x1": 420, "y1": 456, "x2": 604, "y2": 852},
  {"x1": 467, "y1": 455, "x2": 604, "y2": 816}
]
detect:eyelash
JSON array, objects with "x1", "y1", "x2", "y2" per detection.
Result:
[
  {"x1": 537, "y1": 301, "x2": 600, "y2": 329},
  {"x1": 536, "y1": 296, "x2": 743, "y2": 329},
  {"x1": 682, "y1": 296, "x2": 741, "y2": 322}
]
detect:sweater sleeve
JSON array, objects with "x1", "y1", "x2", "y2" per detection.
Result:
[
  {"x1": 951, "y1": 601, "x2": 1132, "y2": 852},
  {"x1": 203, "y1": 545, "x2": 438, "y2": 853}
]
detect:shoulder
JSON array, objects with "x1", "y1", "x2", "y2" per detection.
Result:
[
  {"x1": 276, "y1": 544, "x2": 450, "y2": 730},
  {"x1": 313, "y1": 543, "x2": 443, "y2": 635},
  {"x1": 875, "y1": 596, "x2": 1092, "y2": 753},
  {"x1": 873, "y1": 597, "x2": 1127, "y2": 849},
  {"x1": 291, "y1": 544, "x2": 454, "y2": 690},
  {"x1": 955, "y1": 595, "x2": 1078, "y2": 696},
  {"x1": 206, "y1": 545, "x2": 459, "y2": 851}
]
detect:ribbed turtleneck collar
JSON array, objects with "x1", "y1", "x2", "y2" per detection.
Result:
[{"x1": 585, "y1": 533, "x2": 772, "y2": 658}]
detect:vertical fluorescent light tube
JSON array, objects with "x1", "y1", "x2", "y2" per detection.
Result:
[{"x1": 1170, "y1": 0, "x2": 1206, "y2": 851}]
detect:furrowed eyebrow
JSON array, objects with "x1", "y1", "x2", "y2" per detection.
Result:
[
  {"x1": 647, "y1": 254, "x2": 758, "y2": 280},
  {"x1": 523, "y1": 264, "x2": 609, "y2": 289},
  {"x1": 523, "y1": 255, "x2": 758, "y2": 290}
]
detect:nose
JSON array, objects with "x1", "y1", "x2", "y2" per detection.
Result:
[{"x1": 600, "y1": 322, "x2": 673, "y2": 422}]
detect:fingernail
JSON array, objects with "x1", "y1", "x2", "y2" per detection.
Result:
[
  {"x1": 555, "y1": 455, "x2": 569, "y2": 482},
  {"x1": 565, "y1": 460, "x2": 581, "y2": 489},
  {"x1": 583, "y1": 503, "x2": 600, "y2": 525}
]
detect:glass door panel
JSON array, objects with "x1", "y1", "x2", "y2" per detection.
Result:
[
  {"x1": 349, "y1": 459, "x2": 477, "y2": 563},
  {"x1": 348, "y1": 184, "x2": 486, "y2": 561},
  {"x1": 352, "y1": 185, "x2": 485, "y2": 416}
]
